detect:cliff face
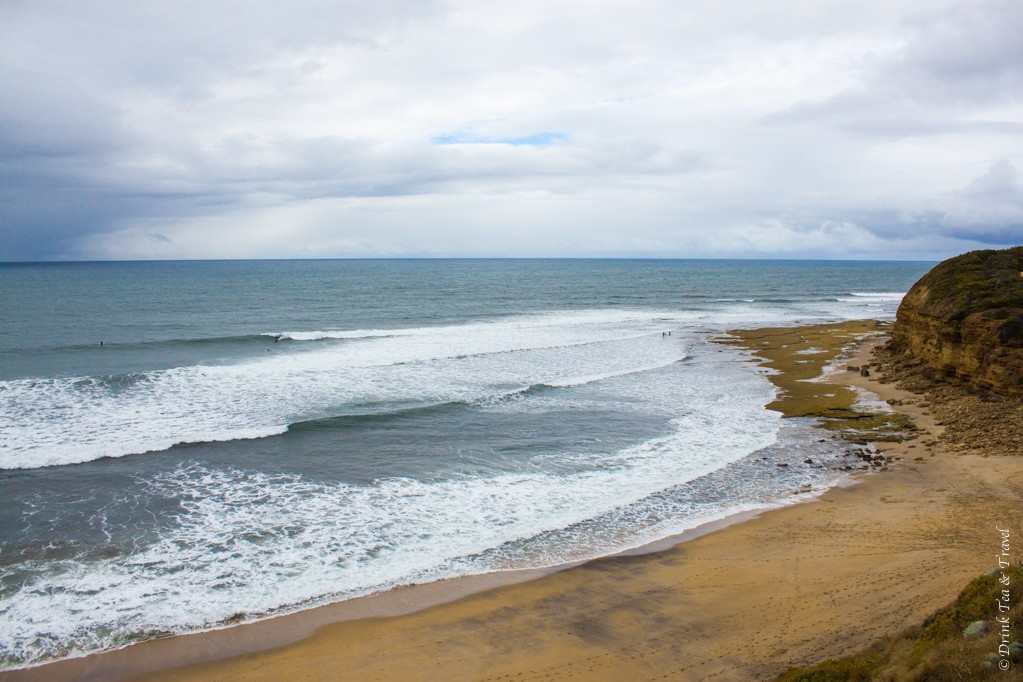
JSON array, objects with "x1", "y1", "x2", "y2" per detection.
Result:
[{"x1": 890, "y1": 246, "x2": 1023, "y2": 397}]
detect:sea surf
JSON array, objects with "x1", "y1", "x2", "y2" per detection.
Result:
[{"x1": 0, "y1": 259, "x2": 931, "y2": 669}]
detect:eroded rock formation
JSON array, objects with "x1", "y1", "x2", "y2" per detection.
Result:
[{"x1": 889, "y1": 246, "x2": 1023, "y2": 397}]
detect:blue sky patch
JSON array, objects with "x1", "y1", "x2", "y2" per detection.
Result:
[{"x1": 432, "y1": 131, "x2": 567, "y2": 146}]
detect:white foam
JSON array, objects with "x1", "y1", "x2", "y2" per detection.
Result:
[
  {"x1": 848, "y1": 292, "x2": 906, "y2": 299},
  {"x1": 837, "y1": 292, "x2": 907, "y2": 306},
  {"x1": 0, "y1": 280, "x2": 917, "y2": 668},
  {"x1": 0, "y1": 347, "x2": 779, "y2": 667},
  {"x1": 268, "y1": 329, "x2": 407, "y2": 341},
  {"x1": 1, "y1": 310, "x2": 696, "y2": 469}
]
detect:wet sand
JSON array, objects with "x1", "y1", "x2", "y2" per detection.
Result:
[{"x1": 6, "y1": 321, "x2": 1021, "y2": 682}]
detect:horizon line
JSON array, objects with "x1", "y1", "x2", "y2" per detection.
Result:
[{"x1": 0, "y1": 255, "x2": 945, "y2": 265}]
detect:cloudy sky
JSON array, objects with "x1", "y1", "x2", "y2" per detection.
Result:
[{"x1": 2, "y1": 0, "x2": 1022, "y2": 261}]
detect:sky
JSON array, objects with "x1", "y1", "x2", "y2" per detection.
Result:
[{"x1": 1, "y1": 0, "x2": 1022, "y2": 261}]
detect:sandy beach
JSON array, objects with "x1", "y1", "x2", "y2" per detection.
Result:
[{"x1": 6, "y1": 321, "x2": 1020, "y2": 682}]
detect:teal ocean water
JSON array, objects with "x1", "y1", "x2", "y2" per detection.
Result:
[{"x1": 0, "y1": 259, "x2": 931, "y2": 668}]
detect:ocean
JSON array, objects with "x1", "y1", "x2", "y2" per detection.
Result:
[{"x1": 0, "y1": 258, "x2": 932, "y2": 669}]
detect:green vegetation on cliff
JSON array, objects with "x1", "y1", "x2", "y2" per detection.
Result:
[
  {"x1": 909, "y1": 246, "x2": 1023, "y2": 323},
  {"x1": 777, "y1": 565, "x2": 1023, "y2": 681}
]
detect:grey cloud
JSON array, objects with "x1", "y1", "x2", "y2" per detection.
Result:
[
  {"x1": 2, "y1": 0, "x2": 1022, "y2": 261},
  {"x1": 892, "y1": 0, "x2": 1023, "y2": 104},
  {"x1": 826, "y1": 162, "x2": 1023, "y2": 248},
  {"x1": 937, "y1": 160, "x2": 1023, "y2": 243},
  {"x1": 2, "y1": 2, "x2": 443, "y2": 92},
  {"x1": 765, "y1": 0, "x2": 1023, "y2": 137},
  {"x1": 766, "y1": 93, "x2": 1023, "y2": 140},
  {"x1": 0, "y1": 81, "x2": 124, "y2": 160},
  {"x1": 939, "y1": 227, "x2": 1023, "y2": 246},
  {"x1": 963, "y1": 160, "x2": 1023, "y2": 204},
  {"x1": 0, "y1": 2, "x2": 445, "y2": 259},
  {"x1": 136, "y1": 130, "x2": 711, "y2": 203}
]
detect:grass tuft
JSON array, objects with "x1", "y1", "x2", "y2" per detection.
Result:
[{"x1": 776, "y1": 566, "x2": 1023, "y2": 681}]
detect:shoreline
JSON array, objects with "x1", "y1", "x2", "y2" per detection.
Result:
[
  {"x1": 6, "y1": 319, "x2": 1020, "y2": 681},
  {"x1": 0, "y1": 507, "x2": 773, "y2": 682}
]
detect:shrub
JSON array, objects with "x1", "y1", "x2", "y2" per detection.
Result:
[
  {"x1": 776, "y1": 652, "x2": 887, "y2": 682},
  {"x1": 962, "y1": 620, "x2": 988, "y2": 637}
]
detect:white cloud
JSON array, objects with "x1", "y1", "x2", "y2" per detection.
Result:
[{"x1": 1, "y1": 0, "x2": 1021, "y2": 260}]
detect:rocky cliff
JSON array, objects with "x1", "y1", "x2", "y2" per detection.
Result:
[{"x1": 889, "y1": 246, "x2": 1023, "y2": 397}]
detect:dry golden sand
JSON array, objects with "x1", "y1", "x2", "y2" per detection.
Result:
[{"x1": 6, "y1": 322, "x2": 1021, "y2": 682}]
